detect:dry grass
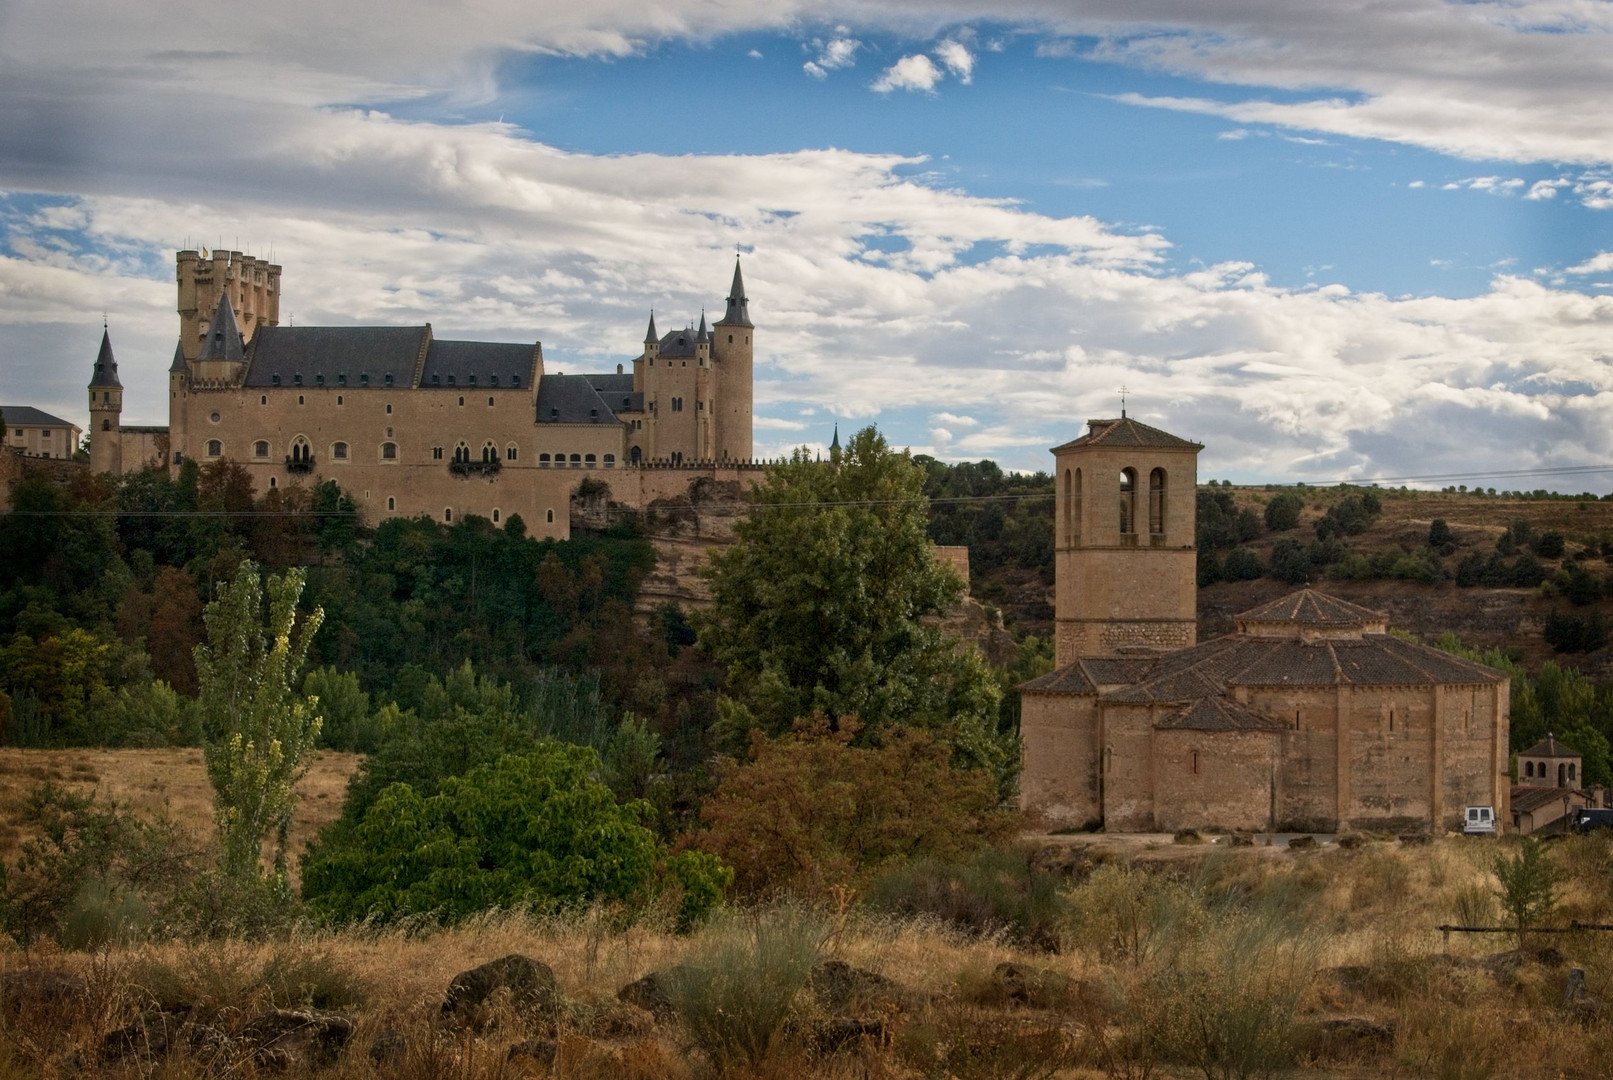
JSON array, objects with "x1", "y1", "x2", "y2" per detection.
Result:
[{"x1": 0, "y1": 748, "x2": 361, "y2": 876}]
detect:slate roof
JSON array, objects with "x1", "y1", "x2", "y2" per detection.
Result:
[
  {"x1": 1053, "y1": 416, "x2": 1202, "y2": 453},
  {"x1": 644, "y1": 312, "x2": 658, "y2": 343},
  {"x1": 1511, "y1": 785, "x2": 1588, "y2": 814},
  {"x1": 1237, "y1": 589, "x2": 1385, "y2": 628},
  {"x1": 535, "y1": 375, "x2": 619, "y2": 424},
  {"x1": 657, "y1": 327, "x2": 704, "y2": 359},
  {"x1": 0, "y1": 405, "x2": 76, "y2": 428},
  {"x1": 196, "y1": 295, "x2": 245, "y2": 362},
  {"x1": 719, "y1": 259, "x2": 752, "y2": 327},
  {"x1": 1155, "y1": 696, "x2": 1286, "y2": 732},
  {"x1": 419, "y1": 340, "x2": 534, "y2": 390},
  {"x1": 169, "y1": 342, "x2": 187, "y2": 373},
  {"x1": 243, "y1": 326, "x2": 428, "y2": 388},
  {"x1": 90, "y1": 329, "x2": 121, "y2": 387},
  {"x1": 1522, "y1": 734, "x2": 1581, "y2": 759},
  {"x1": 585, "y1": 374, "x2": 642, "y2": 415}
]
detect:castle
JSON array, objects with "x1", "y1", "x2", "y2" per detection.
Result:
[
  {"x1": 88, "y1": 249, "x2": 761, "y2": 537},
  {"x1": 1019, "y1": 415, "x2": 1512, "y2": 834}
]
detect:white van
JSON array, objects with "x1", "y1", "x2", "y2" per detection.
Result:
[{"x1": 1463, "y1": 806, "x2": 1497, "y2": 835}]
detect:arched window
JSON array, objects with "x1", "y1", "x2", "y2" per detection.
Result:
[
  {"x1": 1062, "y1": 469, "x2": 1071, "y2": 544},
  {"x1": 584, "y1": 453, "x2": 596, "y2": 466},
  {"x1": 333, "y1": 442, "x2": 349, "y2": 460},
  {"x1": 291, "y1": 438, "x2": 310, "y2": 464},
  {"x1": 254, "y1": 441, "x2": 269, "y2": 458},
  {"x1": 453, "y1": 442, "x2": 469, "y2": 464},
  {"x1": 569, "y1": 453, "x2": 581, "y2": 467},
  {"x1": 546, "y1": 509, "x2": 555, "y2": 524},
  {"x1": 1560, "y1": 763, "x2": 1569, "y2": 786},
  {"x1": 1073, "y1": 469, "x2": 1083, "y2": 543},
  {"x1": 1525, "y1": 761, "x2": 1534, "y2": 778},
  {"x1": 387, "y1": 496, "x2": 395, "y2": 511},
  {"x1": 492, "y1": 508, "x2": 501, "y2": 523},
  {"x1": 506, "y1": 445, "x2": 518, "y2": 461},
  {"x1": 206, "y1": 439, "x2": 222, "y2": 457},
  {"x1": 444, "y1": 508, "x2": 453, "y2": 522},
  {"x1": 630, "y1": 445, "x2": 642, "y2": 465},
  {"x1": 481, "y1": 441, "x2": 497, "y2": 463},
  {"x1": 604, "y1": 454, "x2": 615, "y2": 468},
  {"x1": 1149, "y1": 468, "x2": 1166, "y2": 534},
  {"x1": 539, "y1": 453, "x2": 551, "y2": 466},
  {"x1": 381, "y1": 442, "x2": 397, "y2": 460},
  {"x1": 1569, "y1": 763, "x2": 1577, "y2": 783},
  {"x1": 268, "y1": 476, "x2": 277, "y2": 488},
  {"x1": 1119, "y1": 468, "x2": 1137, "y2": 535}
]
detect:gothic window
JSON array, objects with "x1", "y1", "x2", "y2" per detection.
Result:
[
  {"x1": 506, "y1": 445, "x2": 518, "y2": 461},
  {"x1": 206, "y1": 439, "x2": 222, "y2": 457},
  {"x1": 290, "y1": 438, "x2": 311, "y2": 464},
  {"x1": 333, "y1": 442, "x2": 348, "y2": 460},
  {"x1": 630, "y1": 446, "x2": 642, "y2": 465},
  {"x1": 1119, "y1": 468, "x2": 1137, "y2": 535},
  {"x1": 432, "y1": 446, "x2": 444, "y2": 460},
  {"x1": 481, "y1": 441, "x2": 497, "y2": 463},
  {"x1": 254, "y1": 441, "x2": 269, "y2": 458},
  {"x1": 381, "y1": 442, "x2": 397, "y2": 460},
  {"x1": 453, "y1": 443, "x2": 469, "y2": 464},
  {"x1": 1149, "y1": 468, "x2": 1166, "y2": 534}
]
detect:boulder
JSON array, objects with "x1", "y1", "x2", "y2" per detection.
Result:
[
  {"x1": 369, "y1": 1029, "x2": 407, "y2": 1066},
  {"x1": 1336, "y1": 833, "x2": 1367, "y2": 850},
  {"x1": 101, "y1": 1010, "x2": 226, "y2": 1064},
  {"x1": 239, "y1": 1009, "x2": 354, "y2": 1070},
  {"x1": 443, "y1": 955, "x2": 559, "y2": 1020},
  {"x1": 507, "y1": 1038, "x2": 558, "y2": 1066},
  {"x1": 989, "y1": 962, "x2": 1078, "y2": 1010},
  {"x1": 617, "y1": 970, "x2": 678, "y2": 1022},
  {"x1": 809, "y1": 960, "x2": 906, "y2": 1013},
  {"x1": 1, "y1": 970, "x2": 87, "y2": 1017},
  {"x1": 812, "y1": 1017, "x2": 888, "y2": 1054}
]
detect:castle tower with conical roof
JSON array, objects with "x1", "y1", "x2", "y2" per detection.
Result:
[
  {"x1": 1052, "y1": 414, "x2": 1203, "y2": 664},
  {"x1": 712, "y1": 258, "x2": 753, "y2": 462},
  {"x1": 88, "y1": 327, "x2": 123, "y2": 474}
]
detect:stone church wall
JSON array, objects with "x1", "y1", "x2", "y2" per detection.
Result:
[
  {"x1": 1152, "y1": 729, "x2": 1278, "y2": 832},
  {"x1": 1019, "y1": 693, "x2": 1100, "y2": 827}
]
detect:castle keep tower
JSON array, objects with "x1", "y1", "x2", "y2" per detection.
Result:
[
  {"x1": 712, "y1": 259, "x2": 754, "y2": 462},
  {"x1": 176, "y1": 249, "x2": 279, "y2": 363},
  {"x1": 88, "y1": 327, "x2": 123, "y2": 474},
  {"x1": 1052, "y1": 414, "x2": 1202, "y2": 664}
]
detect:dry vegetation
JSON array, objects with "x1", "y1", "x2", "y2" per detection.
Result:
[
  {"x1": 0, "y1": 749, "x2": 361, "y2": 873},
  {"x1": 8, "y1": 833, "x2": 1613, "y2": 1079}
]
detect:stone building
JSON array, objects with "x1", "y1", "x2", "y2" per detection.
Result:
[
  {"x1": 1021, "y1": 415, "x2": 1511, "y2": 834},
  {"x1": 2, "y1": 405, "x2": 82, "y2": 461},
  {"x1": 1511, "y1": 734, "x2": 1594, "y2": 835},
  {"x1": 89, "y1": 249, "x2": 760, "y2": 538}
]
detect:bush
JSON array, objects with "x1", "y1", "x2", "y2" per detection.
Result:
[
  {"x1": 864, "y1": 846, "x2": 1068, "y2": 949},
  {"x1": 1264, "y1": 492, "x2": 1303, "y2": 532},
  {"x1": 1269, "y1": 538, "x2": 1310, "y2": 585},
  {"x1": 663, "y1": 906, "x2": 825, "y2": 1071},
  {"x1": 300, "y1": 745, "x2": 661, "y2": 925},
  {"x1": 1510, "y1": 553, "x2": 1547, "y2": 587},
  {"x1": 1532, "y1": 531, "x2": 1566, "y2": 559},
  {"x1": 1314, "y1": 493, "x2": 1380, "y2": 540},
  {"x1": 1222, "y1": 547, "x2": 1264, "y2": 581},
  {"x1": 1494, "y1": 838, "x2": 1560, "y2": 948},
  {"x1": 1064, "y1": 863, "x2": 1204, "y2": 965},
  {"x1": 683, "y1": 716, "x2": 1014, "y2": 899},
  {"x1": 1428, "y1": 519, "x2": 1454, "y2": 547},
  {"x1": 1544, "y1": 610, "x2": 1607, "y2": 654}
]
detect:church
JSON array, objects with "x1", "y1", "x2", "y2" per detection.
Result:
[
  {"x1": 1019, "y1": 415, "x2": 1511, "y2": 834},
  {"x1": 88, "y1": 249, "x2": 760, "y2": 538}
]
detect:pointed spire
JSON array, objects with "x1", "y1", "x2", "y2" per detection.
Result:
[
  {"x1": 718, "y1": 257, "x2": 752, "y2": 327},
  {"x1": 696, "y1": 310, "x2": 708, "y2": 342},
  {"x1": 169, "y1": 340, "x2": 188, "y2": 373},
  {"x1": 644, "y1": 310, "x2": 658, "y2": 344},
  {"x1": 829, "y1": 423, "x2": 840, "y2": 451},
  {"x1": 89, "y1": 327, "x2": 122, "y2": 387},
  {"x1": 196, "y1": 293, "x2": 245, "y2": 362}
]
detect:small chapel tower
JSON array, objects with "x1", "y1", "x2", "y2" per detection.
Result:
[
  {"x1": 88, "y1": 326, "x2": 123, "y2": 475},
  {"x1": 1052, "y1": 412, "x2": 1202, "y2": 664}
]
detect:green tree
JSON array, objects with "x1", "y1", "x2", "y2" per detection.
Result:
[
  {"x1": 1493, "y1": 839, "x2": 1560, "y2": 948},
  {"x1": 697, "y1": 427, "x2": 1005, "y2": 777},
  {"x1": 1268, "y1": 538, "x2": 1310, "y2": 585},
  {"x1": 300, "y1": 746, "x2": 661, "y2": 924},
  {"x1": 193, "y1": 562, "x2": 325, "y2": 883},
  {"x1": 1263, "y1": 492, "x2": 1303, "y2": 532}
]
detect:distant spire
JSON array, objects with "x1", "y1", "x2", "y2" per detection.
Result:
[
  {"x1": 644, "y1": 310, "x2": 658, "y2": 343},
  {"x1": 696, "y1": 310, "x2": 708, "y2": 342},
  {"x1": 196, "y1": 293, "x2": 245, "y2": 362},
  {"x1": 829, "y1": 424, "x2": 842, "y2": 465},
  {"x1": 718, "y1": 257, "x2": 752, "y2": 327},
  {"x1": 89, "y1": 327, "x2": 121, "y2": 388}
]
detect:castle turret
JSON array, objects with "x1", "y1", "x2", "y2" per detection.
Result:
[
  {"x1": 88, "y1": 327, "x2": 123, "y2": 474},
  {"x1": 192, "y1": 292, "x2": 246, "y2": 384},
  {"x1": 177, "y1": 248, "x2": 279, "y2": 362},
  {"x1": 712, "y1": 258, "x2": 753, "y2": 462},
  {"x1": 167, "y1": 341, "x2": 189, "y2": 467}
]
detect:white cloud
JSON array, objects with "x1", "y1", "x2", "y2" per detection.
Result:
[
  {"x1": 1526, "y1": 179, "x2": 1564, "y2": 199},
  {"x1": 748, "y1": 48, "x2": 763, "y2": 59},
  {"x1": 873, "y1": 54, "x2": 944, "y2": 93},
  {"x1": 1407, "y1": 180, "x2": 1425, "y2": 188},
  {"x1": 1218, "y1": 128, "x2": 1252, "y2": 140},
  {"x1": 1566, "y1": 252, "x2": 1613, "y2": 275},
  {"x1": 803, "y1": 61, "x2": 827, "y2": 79},
  {"x1": 934, "y1": 39, "x2": 975, "y2": 83},
  {"x1": 931, "y1": 412, "x2": 979, "y2": 428},
  {"x1": 804, "y1": 33, "x2": 859, "y2": 79},
  {"x1": 754, "y1": 415, "x2": 807, "y2": 430}
]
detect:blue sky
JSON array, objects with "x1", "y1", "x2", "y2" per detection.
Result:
[{"x1": 1, "y1": 2, "x2": 1610, "y2": 485}]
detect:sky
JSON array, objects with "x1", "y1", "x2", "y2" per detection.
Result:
[{"x1": 1, "y1": 0, "x2": 1611, "y2": 486}]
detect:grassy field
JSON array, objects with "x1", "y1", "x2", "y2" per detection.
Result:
[{"x1": 0, "y1": 748, "x2": 361, "y2": 878}]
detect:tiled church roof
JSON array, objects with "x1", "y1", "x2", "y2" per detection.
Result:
[
  {"x1": 1052, "y1": 417, "x2": 1203, "y2": 452},
  {"x1": 1236, "y1": 589, "x2": 1385, "y2": 628},
  {"x1": 1155, "y1": 696, "x2": 1286, "y2": 732},
  {"x1": 1521, "y1": 734, "x2": 1581, "y2": 759}
]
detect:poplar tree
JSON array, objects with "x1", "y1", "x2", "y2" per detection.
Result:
[{"x1": 193, "y1": 561, "x2": 324, "y2": 883}]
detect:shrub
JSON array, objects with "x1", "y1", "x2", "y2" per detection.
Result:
[
  {"x1": 1222, "y1": 547, "x2": 1264, "y2": 581},
  {"x1": 684, "y1": 716, "x2": 1014, "y2": 899},
  {"x1": 865, "y1": 846, "x2": 1068, "y2": 949},
  {"x1": 668, "y1": 850, "x2": 733, "y2": 933},
  {"x1": 1494, "y1": 838, "x2": 1560, "y2": 949},
  {"x1": 1428, "y1": 519, "x2": 1454, "y2": 547},
  {"x1": 1510, "y1": 553, "x2": 1547, "y2": 587},
  {"x1": 1263, "y1": 492, "x2": 1303, "y2": 532},
  {"x1": 1314, "y1": 494, "x2": 1379, "y2": 540},
  {"x1": 301, "y1": 745, "x2": 660, "y2": 925},
  {"x1": 1065, "y1": 863, "x2": 1204, "y2": 965},
  {"x1": 1532, "y1": 531, "x2": 1566, "y2": 558},
  {"x1": 663, "y1": 906, "x2": 825, "y2": 1071},
  {"x1": 1268, "y1": 538, "x2": 1310, "y2": 585},
  {"x1": 1543, "y1": 610, "x2": 1607, "y2": 654}
]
